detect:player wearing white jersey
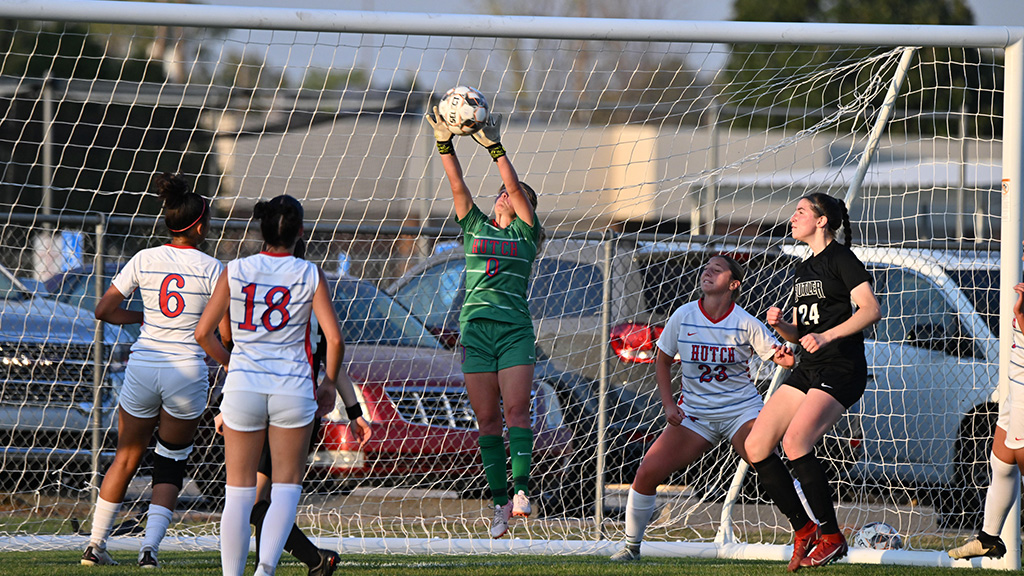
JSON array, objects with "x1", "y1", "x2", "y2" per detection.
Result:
[
  {"x1": 82, "y1": 174, "x2": 224, "y2": 569},
  {"x1": 195, "y1": 195, "x2": 370, "y2": 576},
  {"x1": 948, "y1": 242, "x2": 1024, "y2": 561},
  {"x1": 609, "y1": 255, "x2": 795, "y2": 561},
  {"x1": 240, "y1": 239, "x2": 366, "y2": 576}
]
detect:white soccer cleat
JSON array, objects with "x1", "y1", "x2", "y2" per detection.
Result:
[
  {"x1": 490, "y1": 501, "x2": 514, "y2": 538},
  {"x1": 81, "y1": 544, "x2": 118, "y2": 566},
  {"x1": 512, "y1": 490, "x2": 532, "y2": 518},
  {"x1": 948, "y1": 534, "x2": 1006, "y2": 559},
  {"x1": 609, "y1": 545, "x2": 641, "y2": 561}
]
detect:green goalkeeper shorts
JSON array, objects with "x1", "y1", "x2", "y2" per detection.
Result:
[{"x1": 459, "y1": 319, "x2": 537, "y2": 374}]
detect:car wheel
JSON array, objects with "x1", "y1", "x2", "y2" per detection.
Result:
[{"x1": 937, "y1": 412, "x2": 994, "y2": 530}]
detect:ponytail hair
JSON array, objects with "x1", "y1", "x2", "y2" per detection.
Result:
[
  {"x1": 155, "y1": 173, "x2": 208, "y2": 235},
  {"x1": 803, "y1": 192, "x2": 853, "y2": 247},
  {"x1": 253, "y1": 194, "x2": 304, "y2": 249}
]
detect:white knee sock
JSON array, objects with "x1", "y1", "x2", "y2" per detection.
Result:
[
  {"x1": 89, "y1": 497, "x2": 122, "y2": 548},
  {"x1": 257, "y1": 484, "x2": 303, "y2": 576},
  {"x1": 141, "y1": 504, "x2": 173, "y2": 553},
  {"x1": 982, "y1": 452, "x2": 1020, "y2": 536},
  {"x1": 624, "y1": 488, "x2": 658, "y2": 547},
  {"x1": 221, "y1": 486, "x2": 258, "y2": 576}
]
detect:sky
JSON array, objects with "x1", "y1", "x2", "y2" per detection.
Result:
[
  {"x1": 203, "y1": 0, "x2": 1022, "y2": 26},
  {"x1": 186, "y1": 0, "x2": 1024, "y2": 88}
]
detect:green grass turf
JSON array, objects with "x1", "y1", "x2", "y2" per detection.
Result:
[{"x1": 0, "y1": 551, "x2": 1009, "y2": 576}]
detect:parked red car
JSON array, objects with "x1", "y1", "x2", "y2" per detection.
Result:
[{"x1": 308, "y1": 277, "x2": 575, "y2": 512}]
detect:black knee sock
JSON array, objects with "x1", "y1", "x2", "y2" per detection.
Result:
[
  {"x1": 284, "y1": 522, "x2": 322, "y2": 568},
  {"x1": 250, "y1": 497, "x2": 320, "y2": 568},
  {"x1": 789, "y1": 452, "x2": 838, "y2": 534},
  {"x1": 751, "y1": 453, "x2": 812, "y2": 530}
]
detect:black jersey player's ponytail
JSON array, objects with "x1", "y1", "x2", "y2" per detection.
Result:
[
  {"x1": 253, "y1": 194, "x2": 304, "y2": 250},
  {"x1": 839, "y1": 200, "x2": 853, "y2": 247},
  {"x1": 155, "y1": 173, "x2": 208, "y2": 238},
  {"x1": 804, "y1": 192, "x2": 852, "y2": 247}
]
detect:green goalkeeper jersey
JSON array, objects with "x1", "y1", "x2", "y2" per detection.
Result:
[{"x1": 456, "y1": 203, "x2": 540, "y2": 327}]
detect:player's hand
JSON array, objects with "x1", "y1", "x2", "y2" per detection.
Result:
[
  {"x1": 348, "y1": 416, "x2": 372, "y2": 449},
  {"x1": 1014, "y1": 283, "x2": 1024, "y2": 309},
  {"x1": 772, "y1": 344, "x2": 795, "y2": 368},
  {"x1": 472, "y1": 113, "x2": 503, "y2": 148},
  {"x1": 663, "y1": 403, "x2": 684, "y2": 427},
  {"x1": 214, "y1": 413, "x2": 224, "y2": 436},
  {"x1": 799, "y1": 332, "x2": 830, "y2": 354},
  {"x1": 766, "y1": 306, "x2": 783, "y2": 327},
  {"x1": 315, "y1": 380, "x2": 337, "y2": 418},
  {"x1": 425, "y1": 106, "x2": 453, "y2": 143}
]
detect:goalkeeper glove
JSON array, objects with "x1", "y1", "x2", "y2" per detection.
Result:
[
  {"x1": 472, "y1": 113, "x2": 506, "y2": 161},
  {"x1": 425, "y1": 106, "x2": 455, "y2": 154}
]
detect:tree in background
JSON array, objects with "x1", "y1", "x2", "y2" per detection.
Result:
[
  {"x1": 302, "y1": 68, "x2": 368, "y2": 92},
  {"x1": 724, "y1": 0, "x2": 997, "y2": 138}
]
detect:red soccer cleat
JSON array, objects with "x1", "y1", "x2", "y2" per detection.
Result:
[
  {"x1": 800, "y1": 532, "x2": 848, "y2": 568},
  {"x1": 788, "y1": 521, "x2": 820, "y2": 572}
]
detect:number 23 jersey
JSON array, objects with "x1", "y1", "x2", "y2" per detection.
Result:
[
  {"x1": 224, "y1": 252, "x2": 319, "y2": 398},
  {"x1": 657, "y1": 300, "x2": 780, "y2": 420},
  {"x1": 791, "y1": 241, "x2": 872, "y2": 366}
]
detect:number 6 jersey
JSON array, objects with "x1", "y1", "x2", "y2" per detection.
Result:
[
  {"x1": 223, "y1": 252, "x2": 320, "y2": 397},
  {"x1": 111, "y1": 244, "x2": 223, "y2": 366},
  {"x1": 657, "y1": 300, "x2": 780, "y2": 421}
]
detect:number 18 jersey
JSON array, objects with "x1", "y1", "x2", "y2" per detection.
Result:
[
  {"x1": 112, "y1": 244, "x2": 223, "y2": 366},
  {"x1": 223, "y1": 252, "x2": 320, "y2": 398}
]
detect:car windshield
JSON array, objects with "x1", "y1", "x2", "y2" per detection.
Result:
[
  {"x1": 640, "y1": 252, "x2": 794, "y2": 319},
  {"x1": 0, "y1": 269, "x2": 27, "y2": 301},
  {"x1": 332, "y1": 278, "x2": 442, "y2": 349},
  {"x1": 945, "y1": 268, "x2": 999, "y2": 336},
  {"x1": 49, "y1": 266, "x2": 142, "y2": 311},
  {"x1": 529, "y1": 258, "x2": 603, "y2": 318},
  {"x1": 392, "y1": 259, "x2": 464, "y2": 328}
]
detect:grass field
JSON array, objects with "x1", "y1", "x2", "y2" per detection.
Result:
[{"x1": 0, "y1": 551, "x2": 1010, "y2": 576}]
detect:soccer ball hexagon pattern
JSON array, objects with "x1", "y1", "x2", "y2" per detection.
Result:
[
  {"x1": 438, "y1": 86, "x2": 489, "y2": 136},
  {"x1": 852, "y1": 522, "x2": 903, "y2": 550}
]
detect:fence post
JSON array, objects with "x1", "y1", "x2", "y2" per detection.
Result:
[
  {"x1": 90, "y1": 215, "x2": 106, "y2": 505},
  {"x1": 595, "y1": 229, "x2": 616, "y2": 539}
]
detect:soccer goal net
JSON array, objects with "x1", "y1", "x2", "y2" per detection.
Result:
[{"x1": 0, "y1": 1, "x2": 1022, "y2": 569}]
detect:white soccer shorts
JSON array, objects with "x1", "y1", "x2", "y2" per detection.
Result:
[
  {"x1": 680, "y1": 405, "x2": 763, "y2": 446},
  {"x1": 119, "y1": 361, "x2": 209, "y2": 420},
  {"x1": 219, "y1": 390, "x2": 316, "y2": 432}
]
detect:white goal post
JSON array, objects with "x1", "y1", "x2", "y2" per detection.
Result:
[{"x1": 0, "y1": 0, "x2": 1022, "y2": 570}]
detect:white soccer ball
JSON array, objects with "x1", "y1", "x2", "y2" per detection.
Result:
[
  {"x1": 853, "y1": 522, "x2": 903, "y2": 550},
  {"x1": 437, "y1": 86, "x2": 489, "y2": 136}
]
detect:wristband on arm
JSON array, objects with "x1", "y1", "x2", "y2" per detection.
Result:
[
  {"x1": 436, "y1": 140, "x2": 455, "y2": 155},
  {"x1": 346, "y1": 404, "x2": 364, "y2": 421},
  {"x1": 486, "y1": 143, "x2": 506, "y2": 161}
]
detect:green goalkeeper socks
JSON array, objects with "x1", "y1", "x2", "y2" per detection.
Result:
[
  {"x1": 509, "y1": 426, "x2": 533, "y2": 495},
  {"x1": 478, "y1": 434, "x2": 509, "y2": 505}
]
